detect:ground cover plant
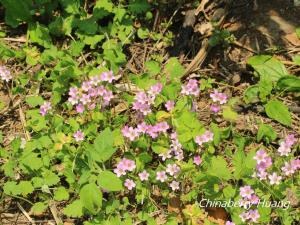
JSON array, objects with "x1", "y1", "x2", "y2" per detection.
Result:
[{"x1": 0, "y1": 0, "x2": 300, "y2": 224}]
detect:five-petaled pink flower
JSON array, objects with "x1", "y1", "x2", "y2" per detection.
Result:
[
  {"x1": 139, "y1": 170, "x2": 150, "y2": 181},
  {"x1": 73, "y1": 130, "x2": 84, "y2": 142},
  {"x1": 156, "y1": 171, "x2": 168, "y2": 182},
  {"x1": 169, "y1": 180, "x2": 180, "y2": 191},
  {"x1": 40, "y1": 101, "x2": 52, "y2": 116},
  {"x1": 193, "y1": 155, "x2": 202, "y2": 166},
  {"x1": 124, "y1": 179, "x2": 136, "y2": 190}
]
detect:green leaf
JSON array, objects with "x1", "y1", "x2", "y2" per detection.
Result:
[
  {"x1": 43, "y1": 170, "x2": 60, "y2": 186},
  {"x1": 31, "y1": 202, "x2": 48, "y2": 215},
  {"x1": 164, "y1": 58, "x2": 185, "y2": 82},
  {"x1": 93, "y1": 0, "x2": 114, "y2": 19},
  {"x1": 207, "y1": 156, "x2": 231, "y2": 180},
  {"x1": 258, "y1": 78, "x2": 273, "y2": 101},
  {"x1": 296, "y1": 27, "x2": 300, "y2": 39},
  {"x1": 93, "y1": 128, "x2": 116, "y2": 162},
  {"x1": 232, "y1": 150, "x2": 256, "y2": 179},
  {"x1": 60, "y1": 0, "x2": 81, "y2": 14},
  {"x1": 80, "y1": 183, "x2": 102, "y2": 214},
  {"x1": 277, "y1": 75, "x2": 300, "y2": 92},
  {"x1": 265, "y1": 100, "x2": 292, "y2": 126},
  {"x1": 54, "y1": 187, "x2": 69, "y2": 201},
  {"x1": 222, "y1": 106, "x2": 238, "y2": 121},
  {"x1": 1, "y1": 0, "x2": 32, "y2": 28},
  {"x1": 18, "y1": 181, "x2": 34, "y2": 196},
  {"x1": 257, "y1": 124, "x2": 277, "y2": 143},
  {"x1": 128, "y1": 0, "x2": 150, "y2": 14},
  {"x1": 25, "y1": 96, "x2": 44, "y2": 107},
  {"x1": 244, "y1": 85, "x2": 260, "y2": 104},
  {"x1": 293, "y1": 55, "x2": 300, "y2": 66},
  {"x1": 64, "y1": 200, "x2": 84, "y2": 218},
  {"x1": 28, "y1": 22, "x2": 52, "y2": 48},
  {"x1": 97, "y1": 171, "x2": 123, "y2": 191},
  {"x1": 137, "y1": 28, "x2": 149, "y2": 39},
  {"x1": 248, "y1": 55, "x2": 288, "y2": 82}
]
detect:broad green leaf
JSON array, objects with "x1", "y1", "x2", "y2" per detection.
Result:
[
  {"x1": 258, "y1": 78, "x2": 273, "y2": 101},
  {"x1": 137, "y1": 28, "x2": 149, "y2": 39},
  {"x1": 25, "y1": 96, "x2": 44, "y2": 107},
  {"x1": 93, "y1": 0, "x2": 114, "y2": 19},
  {"x1": 296, "y1": 27, "x2": 300, "y2": 39},
  {"x1": 244, "y1": 85, "x2": 259, "y2": 104},
  {"x1": 145, "y1": 61, "x2": 160, "y2": 76},
  {"x1": 93, "y1": 128, "x2": 116, "y2": 162},
  {"x1": 265, "y1": 100, "x2": 291, "y2": 126},
  {"x1": 128, "y1": 0, "x2": 150, "y2": 14},
  {"x1": 207, "y1": 156, "x2": 231, "y2": 180},
  {"x1": 28, "y1": 22, "x2": 52, "y2": 48},
  {"x1": 1, "y1": 0, "x2": 32, "y2": 28},
  {"x1": 18, "y1": 181, "x2": 34, "y2": 196},
  {"x1": 232, "y1": 150, "x2": 255, "y2": 179},
  {"x1": 79, "y1": 183, "x2": 102, "y2": 214},
  {"x1": 277, "y1": 75, "x2": 300, "y2": 92},
  {"x1": 257, "y1": 124, "x2": 277, "y2": 143},
  {"x1": 97, "y1": 171, "x2": 123, "y2": 191},
  {"x1": 222, "y1": 106, "x2": 238, "y2": 121},
  {"x1": 64, "y1": 200, "x2": 83, "y2": 217},
  {"x1": 54, "y1": 187, "x2": 69, "y2": 201},
  {"x1": 31, "y1": 202, "x2": 48, "y2": 215},
  {"x1": 248, "y1": 55, "x2": 288, "y2": 82},
  {"x1": 164, "y1": 57, "x2": 185, "y2": 82},
  {"x1": 43, "y1": 170, "x2": 60, "y2": 186},
  {"x1": 293, "y1": 55, "x2": 300, "y2": 66}
]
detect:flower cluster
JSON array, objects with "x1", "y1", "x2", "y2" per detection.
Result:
[
  {"x1": 40, "y1": 102, "x2": 52, "y2": 116},
  {"x1": 209, "y1": 89, "x2": 228, "y2": 113},
  {"x1": 122, "y1": 121, "x2": 169, "y2": 141},
  {"x1": 253, "y1": 149, "x2": 273, "y2": 180},
  {"x1": 156, "y1": 163, "x2": 181, "y2": 191},
  {"x1": 113, "y1": 158, "x2": 138, "y2": 190},
  {"x1": 195, "y1": 130, "x2": 214, "y2": 146},
  {"x1": 281, "y1": 159, "x2": 300, "y2": 176},
  {"x1": 0, "y1": 66, "x2": 12, "y2": 82},
  {"x1": 181, "y1": 79, "x2": 200, "y2": 96},
  {"x1": 113, "y1": 158, "x2": 136, "y2": 178},
  {"x1": 68, "y1": 71, "x2": 115, "y2": 113},
  {"x1": 239, "y1": 186, "x2": 260, "y2": 223},
  {"x1": 278, "y1": 134, "x2": 297, "y2": 156},
  {"x1": 132, "y1": 83, "x2": 163, "y2": 115},
  {"x1": 159, "y1": 132, "x2": 184, "y2": 161}
]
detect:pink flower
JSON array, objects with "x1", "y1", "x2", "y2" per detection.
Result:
[
  {"x1": 239, "y1": 185, "x2": 254, "y2": 199},
  {"x1": 181, "y1": 79, "x2": 199, "y2": 96},
  {"x1": 148, "y1": 83, "x2": 163, "y2": 96},
  {"x1": 100, "y1": 71, "x2": 115, "y2": 83},
  {"x1": 123, "y1": 159, "x2": 136, "y2": 172},
  {"x1": 122, "y1": 126, "x2": 139, "y2": 141},
  {"x1": 256, "y1": 170, "x2": 268, "y2": 180},
  {"x1": 113, "y1": 167, "x2": 126, "y2": 177},
  {"x1": 249, "y1": 194, "x2": 260, "y2": 204},
  {"x1": 210, "y1": 104, "x2": 221, "y2": 113},
  {"x1": 103, "y1": 90, "x2": 114, "y2": 102},
  {"x1": 195, "y1": 130, "x2": 214, "y2": 146},
  {"x1": 137, "y1": 122, "x2": 149, "y2": 134},
  {"x1": 281, "y1": 162, "x2": 295, "y2": 176},
  {"x1": 76, "y1": 104, "x2": 85, "y2": 113},
  {"x1": 193, "y1": 155, "x2": 202, "y2": 166},
  {"x1": 155, "y1": 122, "x2": 169, "y2": 133},
  {"x1": 159, "y1": 150, "x2": 172, "y2": 161},
  {"x1": 80, "y1": 94, "x2": 91, "y2": 105},
  {"x1": 268, "y1": 172, "x2": 282, "y2": 185},
  {"x1": 0, "y1": 66, "x2": 12, "y2": 81},
  {"x1": 253, "y1": 149, "x2": 268, "y2": 164},
  {"x1": 81, "y1": 81, "x2": 92, "y2": 92},
  {"x1": 247, "y1": 209, "x2": 260, "y2": 223},
  {"x1": 90, "y1": 75, "x2": 101, "y2": 85},
  {"x1": 40, "y1": 102, "x2": 52, "y2": 116},
  {"x1": 239, "y1": 211, "x2": 249, "y2": 222},
  {"x1": 278, "y1": 141, "x2": 291, "y2": 156},
  {"x1": 165, "y1": 100, "x2": 175, "y2": 111},
  {"x1": 124, "y1": 179, "x2": 136, "y2": 190},
  {"x1": 291, "y1": 159, "x2": 300, "y2": 170},
  {"x1": 166, "y1": 164, "x2": 180, "y2": 176},
  {"x1": 225, "y1": 221, "x2": 235, "y2": 225},
  {"x1": 169, "y1": 180, "x2": 180, "y2": 191},
  {"x1": 69, "y1": 87, "x2": 79, "y2": 97},
  {"x1": 73, "y1": 130, "x2": 84, "y2": 142},
  {"x1": 138, "y1": 170, "x2": 150, "y2": 181},
  {"x1": 156, "y1": 171, "x2": 167, "y2": 182},
  {"x1": 210, "y1": 90, "x2": 228, "y2": 104},
  {"x1": 285, "y1": 134, "x2": 297, "y2": 147}
]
